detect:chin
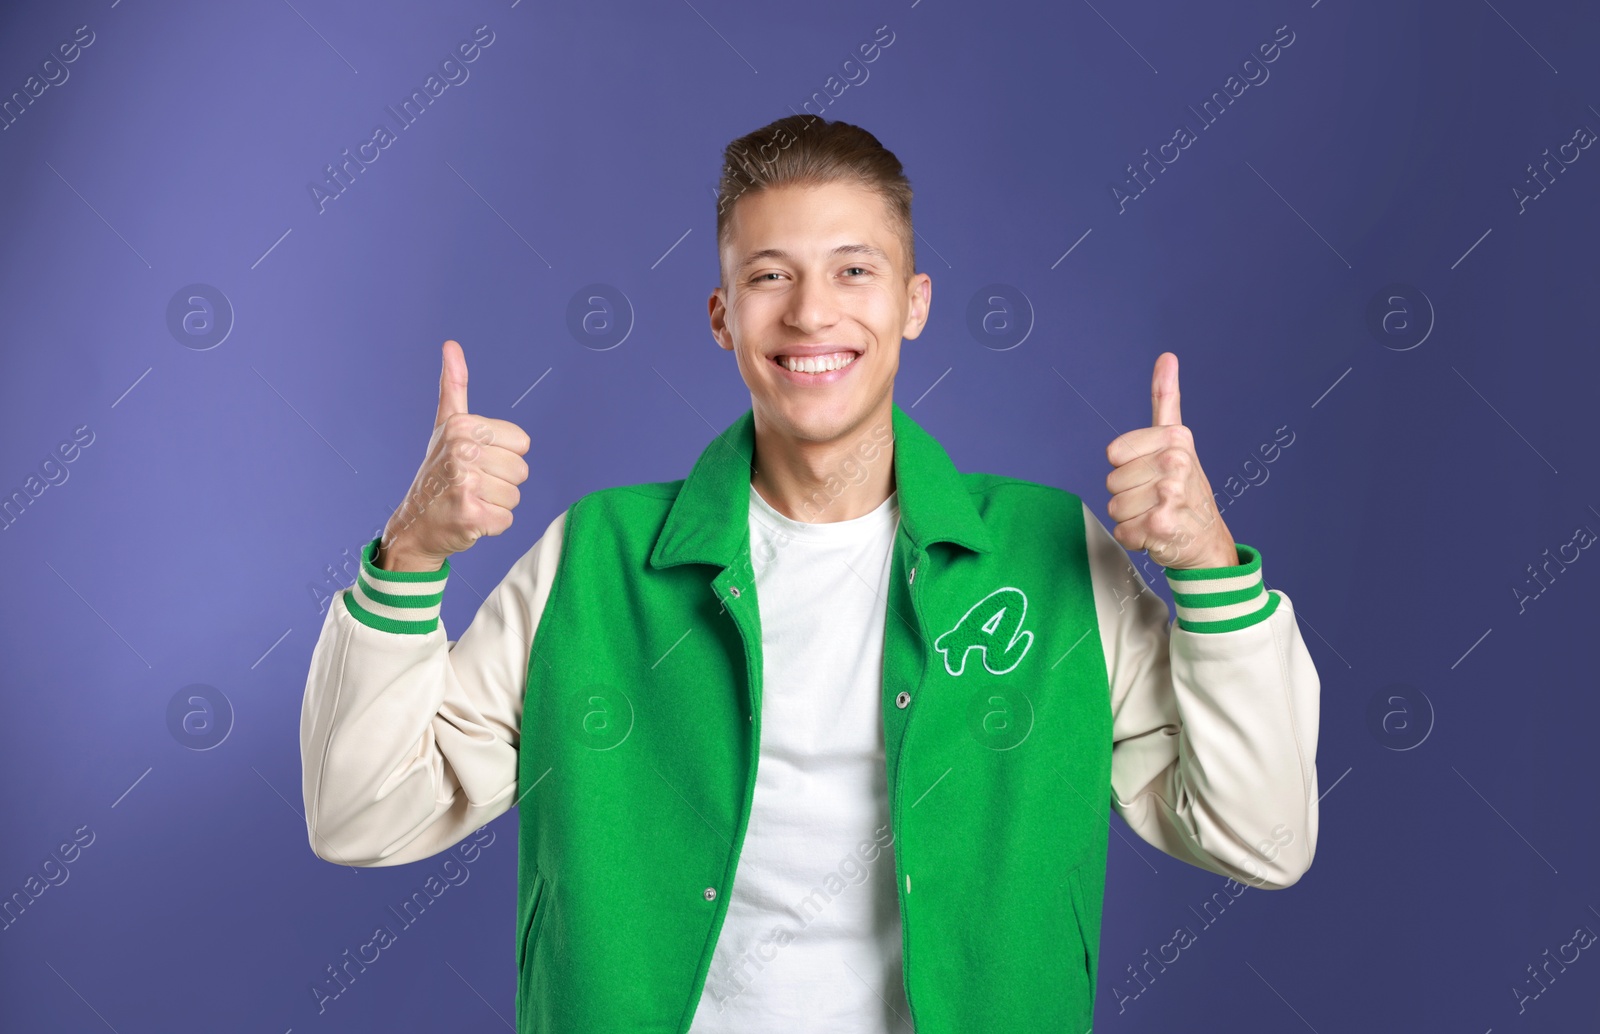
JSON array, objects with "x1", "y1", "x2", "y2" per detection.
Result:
[{"x1": 770, "y1": 396, "x2": 864, "y2": 443}]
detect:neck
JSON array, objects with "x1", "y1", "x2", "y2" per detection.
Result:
[{"x1": 748, "y1": 401, "x2": 896, "y2": 523}]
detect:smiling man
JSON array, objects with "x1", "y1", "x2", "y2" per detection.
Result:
[{"x1": 299, "y1": 115, "x2": 1320, "y2": 1033}]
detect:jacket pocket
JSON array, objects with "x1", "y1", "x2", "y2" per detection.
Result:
[
  {"x1": 516, "y1": 868, "x2": 551, "y2": 1027},
  {"x1": 1065, "y1": 862, "x2": 1095, "y2": 1013}
]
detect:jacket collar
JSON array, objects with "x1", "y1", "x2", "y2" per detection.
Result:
[{"x1": 650, "y1": 400, "x2": 995, "y2": 570}]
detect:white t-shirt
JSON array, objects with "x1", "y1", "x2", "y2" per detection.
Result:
[{"x1": 690, "y1": 483, "x2": 911, "y2": 1032}]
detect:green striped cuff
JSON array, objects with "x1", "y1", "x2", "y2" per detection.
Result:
[
  {"x1": 340, "y1": 536, "x2": 450, "y2": 635},
  {"x1": 1163, "y1": 542, "x2": 1278, "y2": 633}
]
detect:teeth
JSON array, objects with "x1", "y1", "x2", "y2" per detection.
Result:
[{"x1": 779, "y1": 352, "x2": 857, "y2": 374}]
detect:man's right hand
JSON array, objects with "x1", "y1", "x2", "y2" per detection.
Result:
[{"x1": 377, "y1": 340, "x2": 532, "y2": 572}]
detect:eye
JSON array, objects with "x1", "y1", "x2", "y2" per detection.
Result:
[
  {"x1": 842, "y1": 266, "x2": 868, "y2": 277},
  {"x1": 750, "y1": 271, "x2": 783, "y2": 283}
]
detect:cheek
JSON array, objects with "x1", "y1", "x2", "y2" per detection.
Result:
[
  {"x1": 727, "y1": 292, "x2": 772, "y2": 334},
  {"x1": 848, "y1": 287, "x2": 898, "y2": 324},
  {"x1": 870, "y1": 298, "x2": 911, "y2": 342}
]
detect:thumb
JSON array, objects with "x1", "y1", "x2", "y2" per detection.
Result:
[
  {"x1": 436, "y1": 339, "x2": 469, "y2": 427},
  {"x1": 1151, "y1": 351, "x2": 1182, "y2": 427}
]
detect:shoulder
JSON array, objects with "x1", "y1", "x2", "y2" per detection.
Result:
[
  {"x1": 575, "y1": 478, "x2": 685, "y2": 507},
  {"x1": 565, "y1": 477, "x2": 686, "y2": 536},
  {"x1": 960, "y1": 471, "x2": 1085, "y2": 525}
]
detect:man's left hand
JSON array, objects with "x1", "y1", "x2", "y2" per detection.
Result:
[{"x1": 1105, "y1": 352, "x2": 1238, "y2": 570}]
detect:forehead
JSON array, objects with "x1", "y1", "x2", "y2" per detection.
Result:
[{"x1": 723, "y1": 181, "x2": 898, "y2": 259}]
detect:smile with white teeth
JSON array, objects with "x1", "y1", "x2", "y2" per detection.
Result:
[{"x1": 776, "y1": 352, "x2": 858, "y2": 374}]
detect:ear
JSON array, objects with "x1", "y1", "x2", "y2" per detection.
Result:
[
  {"x1": 708, "y1": 287, "x2": 734, "y2": 351},
  {"x1": 900, "y1": 272, "x2": 933, "y2": 340}
]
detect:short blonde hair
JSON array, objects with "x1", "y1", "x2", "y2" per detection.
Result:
[{"x1": 715, "y1": 115, "x2": 915, "y2": 287}]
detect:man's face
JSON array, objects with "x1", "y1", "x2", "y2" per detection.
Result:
[{"x1": 709, "y1": 180, "x2": 931, "y2": 446}]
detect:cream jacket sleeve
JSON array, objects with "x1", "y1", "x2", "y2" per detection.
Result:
[
  {"x1": 301, "y1": 497, "x2": 1321, "y2": 883},
  {"x1": 299, "y1": 509, "x2": 567, "y2": 867},
  {"x1": 1083, "y1": 500, "x2": 1321, "y2": 890}
]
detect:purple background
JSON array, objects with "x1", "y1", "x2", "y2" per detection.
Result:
[{"x1": 3, "y1": 0, "x2": 1597, "y2": 1030}]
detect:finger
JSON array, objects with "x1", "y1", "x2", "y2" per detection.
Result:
[
  {"x1": 457, "y1": 415, "x2": 531, "y2": 455},
  {"x1": 436, "y1": 339, "x2": 470, "y2": 428},
  {"x1": 477, "y1": 502, "x2": 516, "y2": 539},
  {"x1": 1105, "y1": 482, "x2": 1159, "y2": 526},
  {"x1": 470, "y1": 443, "x2": 531, "y2": 485},
  {"x1": 445, "y1": 415, "x2": 531, "y2": 454},
  {"x1": 1151, "y1": 351, "x2": 1181, "y2": 427},
  {"x1": 1105, "y1": 425, "x2": 1170, "y2": 468},
  {"x1": 1112, "y1": 511, "x2": 1183, "y2": 564},
  {"x1": 1108, "y1": 509, "x2": 1151, "y2": 553},
  {"x1": 474, "y1": 473, "x2": 522, "y2": 513},
  {"x1": 1105, "y1": 456, "x2": 1159, "y2": 496}
]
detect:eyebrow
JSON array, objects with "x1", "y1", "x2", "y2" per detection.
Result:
[{"x1": 734, "y1": 243, "x2": 892, "y2": 277}]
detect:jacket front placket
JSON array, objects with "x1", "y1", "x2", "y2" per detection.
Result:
[
  {"x1": 657, "y1": 401, "x2": 986, "y2": 1033},
  {"x1": 879, "y1": 524, "x2": 931, "y2": 1032}
]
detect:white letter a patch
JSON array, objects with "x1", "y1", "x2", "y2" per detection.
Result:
[{"x1": 933, "y1": 587, "x2": 1033, "y2": 676}]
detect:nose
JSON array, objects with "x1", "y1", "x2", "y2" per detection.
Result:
[{"x1": 782, "y1": 270, "x2": 841, "y2": 337}]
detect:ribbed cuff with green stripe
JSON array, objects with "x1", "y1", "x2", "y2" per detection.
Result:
[
  {"x1": 340, "y1": 536, "x2": 450, "y2": 634},
  {"x1": 1163, "y1": 542, "x2": 1278, "y2": 633}
]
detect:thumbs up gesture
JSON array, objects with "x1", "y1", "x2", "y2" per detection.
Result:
[
  {"x1": 1104, "y1": 352, "x2": 1238, "y2": 570},
  {"x1": 377, "y1": 340, "x2": 532, "y2": 572}
]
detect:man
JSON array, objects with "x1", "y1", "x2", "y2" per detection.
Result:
[{"x1": 299, "y1": 115, "x2": 1319, "y2": 1033}]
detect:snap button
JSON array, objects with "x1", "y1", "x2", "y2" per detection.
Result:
[
  {"x1": 728, "y1": 586, "x2": 741, "y2": 598},
  {"x1": 896, "y1": 691, "x2": 911, "y2": 709},
  {"x1": 703, "y1": 887, "x2": 717, "y2": 901}
]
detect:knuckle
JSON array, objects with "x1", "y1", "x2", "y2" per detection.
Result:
[{"x1": 446, "y1": 413, "x2": 479, "y2": 441}]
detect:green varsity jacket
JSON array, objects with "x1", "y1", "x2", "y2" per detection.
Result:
[{"x1": 514, "y1": 401, "x2": 1115, "y2": 1032}]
